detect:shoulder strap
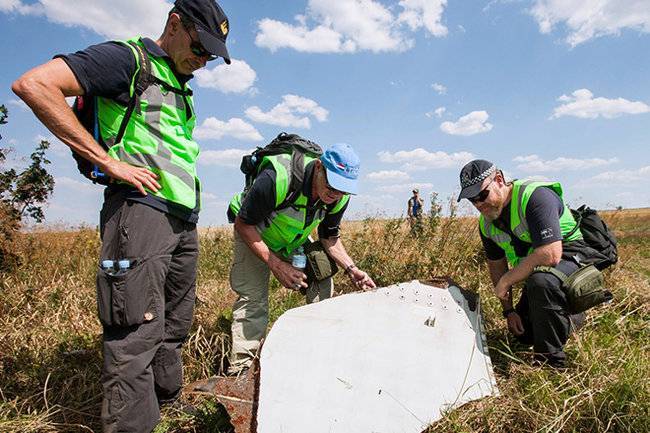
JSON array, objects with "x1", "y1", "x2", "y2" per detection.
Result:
[
  {"x1": 113, "y1": 41, "x2": 152, "y2": 146},
  {"x1": 533, "y1": 265, "x2": 568, "y2": 283}
]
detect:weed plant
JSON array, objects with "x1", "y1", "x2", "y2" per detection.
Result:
[{"x1": 0, "y1": 209, "x2": 648, "y2": 432}]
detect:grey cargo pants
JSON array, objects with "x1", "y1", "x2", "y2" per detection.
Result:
[
  {"x1": 515, "y1": 259, "x2": 584, "y2": 366},
  {"x1": 229, "y1": 231, "x2": 333, "y2": 373},
  {"x1": 97, "y1": 193, "x2": 198, "y2": 433}
]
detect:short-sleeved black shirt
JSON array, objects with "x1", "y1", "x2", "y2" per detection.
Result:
[
  {"x1": 481, "y1": 186, "x2": 564, "y2": 261},
  {"x1": 56, "y1": 38, "x2": 200, "y2": 223},
  {"x1": 227, "y1": 161, "x2": 348, "y2": 239}
]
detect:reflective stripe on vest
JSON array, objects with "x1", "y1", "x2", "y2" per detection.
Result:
[
  {"x1": 479, "y1": 180, "x2": 582, "y2": 267},
  {"x1": 229, "y1": 154, "x2": 349, "y2": 258},
  {"x1": 99, "y1": 37, "x2": 200, "y2": 210}
]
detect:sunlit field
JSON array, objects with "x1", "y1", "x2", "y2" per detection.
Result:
[{"x1": 1, "y1": 208, "x2": 648, "y2": 432}]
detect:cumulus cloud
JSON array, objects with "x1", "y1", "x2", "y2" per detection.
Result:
[
  {"x1": 1, "y1": 0, "x2": 170, "y2": 39},
  {"x1": 376, "y1": 182, "x2": 433, "y2": 193},
  {"x1": 514, "y1": 154, "x2": 619, "y2": 172},
  {"x1": 425, "y1": 106, "x2": 446, "y2": 118},
  {"x1": 366, "y1": 170, "x2": 411, "y2": 182},
  {"x1": 378, "y1": 148, "x2": 473, "y2": 171},
  {"x1": 431, "y1": 83, "x2": 447, "y2": 95},
  {"x1": 530, "y1": 0, "x2": 650, "y2": 47},
  {"x1": 440, "y1": 110, "x2": 493, "y2": 136},
  {"x1": 255, "y1": 0, "x2": 447, "y2": 54},
  {"x1": 199, "y1": 148, "x2": 253, "y2": 168},
  {"x1": 398, "y1": 0, "x2": 448, "y2": 36},
  {"x1": 589, "y1": 166, "x2": 650, "y2": 184},
  {"x1": 194, "y1": 59, "x2": 257, "y2": 94},
  {"x1": 55, "y1": 176, "x2": 101, "y2": 193},
  {"x1": 194, "y1": 117, "x2": 263, "y2": 142},
  {"x1": 8, "y1": 98, "x2": 28, "y2": 110},
  {"x1": 245, "y1": 95, "x2": 328, "y2": 129},
  {"x1": 551, "y1": 89, "x2": 650, "y2": 119}
]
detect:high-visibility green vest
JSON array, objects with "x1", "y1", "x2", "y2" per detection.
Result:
[
  {"x1": 229, "y1": 153, "x2": 350, "y2": 258},
  {"x1": 479, "y1": 180, "x2": 582, "y2": 267},
  {"x1": 99, "y1": 37, "x2": 200, "y2": 210}
]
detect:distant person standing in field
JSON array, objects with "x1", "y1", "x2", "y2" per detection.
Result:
[
  {"x1": 407, "y1": 188, "x2": 425, "y2": 236},
  {"x1": 226, "y1": 139, "x2": 376, "y2": 375},
  {"x1": 12, "y1": 1, "x2": 231, "y2": 431},
  {"x1": 457, "y1": 159, "x2": 601, "y2": 368}
]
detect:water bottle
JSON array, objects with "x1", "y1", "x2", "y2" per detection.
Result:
[
  {"x1": 292, "y1": 246, "x2": 307, "y2": 270},
  {"x1": 101, "y1": 260, "x2": 115, "y2": 274},
  {"x1": 117, "y1": 259, "x2": 130, "y2": 276}
]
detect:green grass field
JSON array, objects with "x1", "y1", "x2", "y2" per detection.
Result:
[{"x1": 0, "y1": 209, "x2": 648, "y2": 432}]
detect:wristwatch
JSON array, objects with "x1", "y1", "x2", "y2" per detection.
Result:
[
  {"x1": 502, "y1": 308, "x2": 516, "y2": 318},
  {"x1": 345, "y1": 264, "x2": 357, "y2": 275}
]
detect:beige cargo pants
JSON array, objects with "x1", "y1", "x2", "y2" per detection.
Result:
[{"x1": 229, "y1": 231, "x2": 333, "y2": 373}]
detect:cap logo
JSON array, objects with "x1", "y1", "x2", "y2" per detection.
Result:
[
  {"x1": 220, "y1": 19, "x2": 229, "y2": 36},
  {"x1": 461, "y1": 164, "x2": 496, "y2": 188}
]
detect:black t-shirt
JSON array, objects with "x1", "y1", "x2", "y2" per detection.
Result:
[
  {"x1": 228, "y1": 161, "x2": 348, "y2": 239},
  {"x1": 481, "y1": 186, "x2": 564, "y2": 261},
  {"x1": 56, "y1": 38, "x2": 199, "y2": 223}
]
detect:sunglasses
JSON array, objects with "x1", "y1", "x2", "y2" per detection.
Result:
[
  {"x1": 468, "y1": 177, "x2": 495, "y2": 204},
  {"x1": 323, "y1": 169, "x2": 345, "y2": 195},
  {"x1": 183, "y1": 22, "x2": 217, "y2": 61}
]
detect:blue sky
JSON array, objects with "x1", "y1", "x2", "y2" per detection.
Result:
[{"x1": 2, "y1": 0, "x2": 649, "y2": 226}]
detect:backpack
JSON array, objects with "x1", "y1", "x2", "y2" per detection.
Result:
[
  {"x1": 567, "y1": 205, "x2": 618, "y2": 270},
  {"x1": 71, "y1": 40, "x2": 160, "y2": 184},
  {"x1": 239, "y1": 132, "x2": 323, "y2": 209}
]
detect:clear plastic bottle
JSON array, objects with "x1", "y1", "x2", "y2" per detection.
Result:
[
  {"x1": 292, "y1": 246, "x2": 307, "y2": 270},
  {"x1": 117, "y1": 259, "x2": 130, "y2": 276},
  {"x1": 101, "y1": 260, "x2": 115, "y2": 275}
]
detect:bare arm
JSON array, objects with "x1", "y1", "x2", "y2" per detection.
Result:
[
  {"x1": 321, "y1": 236, "x2": 376, "y2": 290},
  {"x1": 493, "y1": 240, "x2": 562, "y2": 301},
  {"x1": 12, "y1": 59, "x2": 160, "y2": 195},
  {"x1": 487, "y1": 256, "x2": 525, "y2": 336},
  {"x1": 234, "y1": 216, "x2": 307, "y2": 290}
]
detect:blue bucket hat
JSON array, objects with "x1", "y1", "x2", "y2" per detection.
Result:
[{"x1": 320, "y1": 143, "x2": 360, "y2": 195}]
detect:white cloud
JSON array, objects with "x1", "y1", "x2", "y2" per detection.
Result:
[
  {"x1": 524, "y1": 174, "x2": 552, "y2": 182},
  {"x1": 194, "y1": 117, "x2": 263, "y2": 142},
  {"x1": 245, "y1": 95, "x2": 328, "y2": 129},
  {"x1": 551, "y1": 89, "x2": 650, "y2": 119},
  {"x1": 398, "y1": 0, "x2": 448, "y2": 37},
  {"x1": 199, "y1": 148, "x2": 252, "y2": 168},
  {"x1": 194, "y1": 59, "x2": 257, "y2": 94},
  {"x1": 425, "y1": 106, "x2": 446, "y2": 118},
  {"x1": 1, "y1": 0, "x2": 170, "y2": 39},
  {"x1": 8, "y1": 98, "x2": 28, "y2": 110},
  {"x1": 366, "y1": 170, "x2": 411, "y2": 182},
  {"x1": 514, "y1": 154, "x2": 619, "y2": 172},
  {"x1": 431, "y1": 82, "x2": 447, "y2": 95},
  {"x1": 54, "y1": 176, "x2": 101, "y2": 194},
  {"x1": 589, "y1": 166, "x2": 650, "y2": 184},
  {"x1": 378, "y1": 148, "x2": 474, "y2": 171},
  {"x1": 376, "y1": 182, "x2": 433, "y2": 193},
  {"x1": 440, "y1": 110, "x2": 493, "y2": 136},
  {"x1": 530, "y1": 0, "x2": 650, "y2": 47},
  {"x1": 254, "y1": 0, "x2": 447, "y2": 54}
]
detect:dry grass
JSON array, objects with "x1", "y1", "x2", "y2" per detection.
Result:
[{"x1": 0, "y1": 209, "x2": 648, "y2": 432}]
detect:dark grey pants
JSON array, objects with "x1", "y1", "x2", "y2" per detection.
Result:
[
  {"x1": 515, "y1": 259, "x2": 583, "y2": 366},
  {"x1": 97, "y1": 194, "x2": 198, "y2": 433}
]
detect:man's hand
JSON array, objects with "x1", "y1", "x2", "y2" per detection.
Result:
[
  {"x1": 268, "y1": 255, "x2": 308, "y2": 290},
  {"x1": 348, "y1": 267, "x2": 376, "y2": 291},
  {"x1": 103, "y1": 160, "x2": 161, "y2": 195},
  {"x1": 494, "y1": 278, "x2": 511, "y2": 301},
  {"x1": 506, "y1": 312, "x2": 525, "y2": 336}
]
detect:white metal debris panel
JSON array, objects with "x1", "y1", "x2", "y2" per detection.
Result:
[{"x1": 257, "y1": 280, "x2": 499, "y2": 433}]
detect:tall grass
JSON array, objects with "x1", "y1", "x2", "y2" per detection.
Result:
[{"x1": 0, "y1": 209, "x2": 648, "y2": 432}]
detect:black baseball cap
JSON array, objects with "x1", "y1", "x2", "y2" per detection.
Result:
[
  {"x1": 174, "y1": 0, "x2": 231, "y2": 64},
  {"x1": 457, "y1": 159, "x2": 496, "y2": 202}
]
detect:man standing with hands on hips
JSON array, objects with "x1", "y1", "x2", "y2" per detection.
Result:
[{"x1": 13, "y1": 0, "x2": 231, "y2": 431}]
